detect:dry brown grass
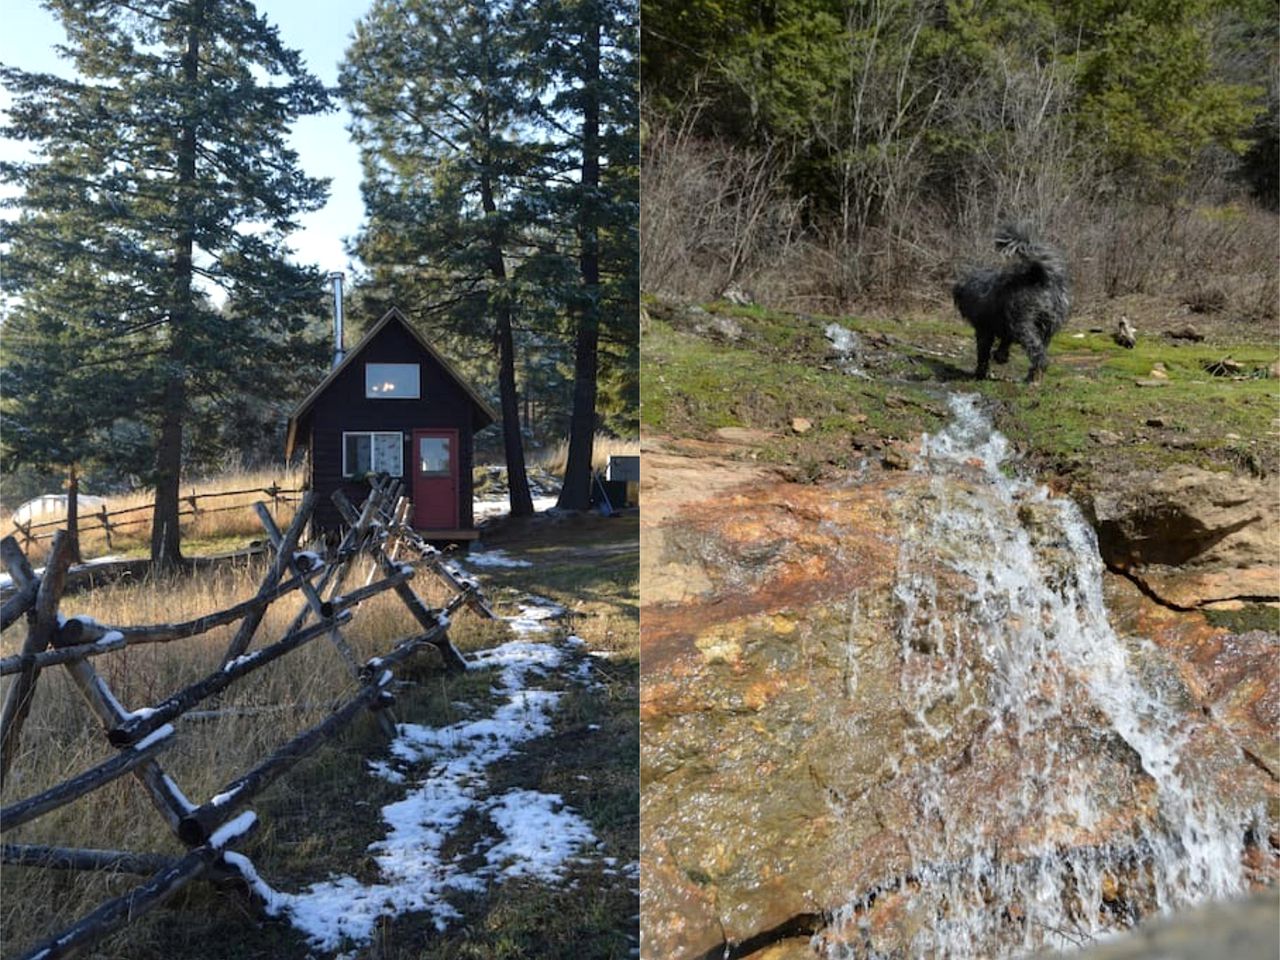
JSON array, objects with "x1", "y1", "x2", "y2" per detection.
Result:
[
  {"x1": 4, "y1": 466, "x2": 304, "y2": 567},
  {"x1": 0, "y1": 549, "x2": 502, "y2": 956},
  {"x1": 532, "y1": 433, "x2": 641, "y2": 478},
  {"x1": 0, "y1": 508, "x2": 638, "y2": 959}
]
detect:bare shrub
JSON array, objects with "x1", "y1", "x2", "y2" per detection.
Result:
[
  {"x1": 640, "y1": 104, "x2": 803, "y2": 301},
  {"x1": 534, "y1": 432, "x2": 640, "y2": 477}
]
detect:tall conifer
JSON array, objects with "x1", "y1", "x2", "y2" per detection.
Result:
[{"x1": 1, "y1": 0, "x2": 330, "y2": 568}]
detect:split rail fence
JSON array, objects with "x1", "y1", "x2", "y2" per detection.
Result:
[
  {"x1": 8, "y1": 483, "x2": 303, "y2": 552},
  {"x1": 0, "y1": 476, "x2": 496, "y2": 960}
]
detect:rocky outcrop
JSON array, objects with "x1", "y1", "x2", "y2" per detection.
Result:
[
  {"x1": 640, "y1": 430, "x2": 1279, "y2": 960},
  {"x1": 1086, "y1": 465, "x2": 1279, "y2": 609},
  {"x1": 1049, "y1": 892, "x2": 1279, "y2": 960}
]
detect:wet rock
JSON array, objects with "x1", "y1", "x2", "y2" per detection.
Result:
[
  {"x1": 880, "y1": 446, "x2": 911, "y2": 470},
  {"x1": 643, "y1": 414, "x2": 1278, "y2": 960},
  {"x1": 1114, "y1": 316, "x2": 1137, "y2": 348},
  {"x1": 1087, "y1": 465, "x2": 1279, "y2": 607},
  {"x1": 680, "y1": 305, "x2": 744, "y2": 341},
  {"x1": 1048, "y1": 892, "x2": 1279, "y2": 960}
]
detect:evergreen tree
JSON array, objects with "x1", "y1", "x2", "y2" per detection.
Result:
[
  {"x1": 341, "y1": 0, "x2": 542, "y2": 517},
  {"x1": 527, "y1": 0, "x2": 638, "y2": 510},
  {"x1": 1, "y1": 0, "x2": 331, "y2": 568}
]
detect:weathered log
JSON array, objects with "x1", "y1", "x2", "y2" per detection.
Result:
[
  {"x1": 45, "y1": 565, "x2": 322, "y2": 656},
  {"x1": 0, "y1": 633, "x2": 128, "y2": 677},
  {"x1": 1, "y1": 725, "x2": 175, "y2": 832},
  {"x1": 334, "y1": 484, "x2": 476, "y2": 670},
  {"x1": 373, "y1": 548, "x2": 470, "y2": 673},
  {"x1": 14, "y1": 485, "x2": 304, "y2": 537},
  {"x1": 51, "y1": 649, "x2": 193, "y2": 836},
  {"x1": 0, "y1": 536, "x2": 39, "y2": 631},
  {"x1": 108, "y1": 611, "x2": 353, "y2": 747},
  {"x1": 254, "y1": 502, "x2": 359, "y2": 675},
  {"x1": 390, "y1": 522, "x2": 496, "y2": 620},
  {"x1": 177, "y1": 675, "x2": 392, "y2": 845},
  {"x1": 222, "y1": 491, "x2": 317, "y2": 665},
  {"x1": 97, "y1": 504, "x2": 113, "y2": 551},
  {"x1": 12, "y1": 813, "x2": 259, "y2": 960},
  {"x1": 0, "y1": 585, "x2": 38, "y2": 632},
  {"x1": 325, "y1": 564, "x2": 414, "y2": 612},
  {"x1": 359, "y1": 587, "x2": 471, "y2": 679},
  {"x1": 2, "y1": 843, "x2": 180, "y2": 876},
  {"x1": 0, "y1": 532, "x2": 73, "y2": 785},
  {"x1": 284, "y1": 484, "x2": 386, "y2": 637},
  {"x1": 360, "y1": 621, "x2": 450, "y2": 678}
]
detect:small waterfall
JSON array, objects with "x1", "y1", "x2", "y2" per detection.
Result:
[{"x1": 823, "y1": 394, "x2": 1257, "y2": 957}]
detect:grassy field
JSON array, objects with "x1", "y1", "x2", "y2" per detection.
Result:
[
  {"x1": 642, "y1": 295, "x2": 1279, "y2": 492},
  {"x1": 0, "y1": 510, "x2": 638, "y2": 960},
  {"x1": 7, "y1": 435, "x2": 642, "y2": 568},
  {"x1": 3, "y1": 466, "x2": 306, "y2": 567}
]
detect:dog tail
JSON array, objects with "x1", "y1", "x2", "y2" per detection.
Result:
[{"x1": 993, "y1": 223, "x2": 1066, "y2": 282}]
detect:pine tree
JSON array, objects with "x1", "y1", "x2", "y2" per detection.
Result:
[
  {"x1": 1, "y1": 0, "x2": 331, "y2": 568},
  {"x1": 341, "y1": 0, "x2": 546, "y2": 518},
  {"x1": 528, "y1": 0, "x2": 639, "y2": 510}
]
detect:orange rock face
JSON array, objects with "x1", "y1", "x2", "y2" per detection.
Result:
[{"x1": 641, "y1": 435, "x2": 1279, "y2": 960}]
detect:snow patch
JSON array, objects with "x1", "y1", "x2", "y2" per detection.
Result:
[
  {"x1": 255, "y1": 636, "x2": 596, "y2": 954},
  {"x1": 483, "y1": 790, "x2": 598, "y2": 880},
  {"x1": 472, "y1": 495, "x2": 558, "y2": 521},
  {"x1": 464, "y1": 548, "x2": 532, "y2": 569}
]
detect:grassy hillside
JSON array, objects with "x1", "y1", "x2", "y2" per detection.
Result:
[{"x1": 642, "y1": 295, "x2": 1279, "y2": 492}]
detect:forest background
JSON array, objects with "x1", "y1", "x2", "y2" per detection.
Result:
[{"x1": 640, "y1": 0, "x2": 1277, "y2": 316}]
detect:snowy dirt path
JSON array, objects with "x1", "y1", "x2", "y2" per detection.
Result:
[{"x1": 226, "y1": 584, "x2": 633, "y2": 956}]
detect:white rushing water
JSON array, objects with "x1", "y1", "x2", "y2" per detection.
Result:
[{"x1": 822, "y1": 394, "x2": 1258, "y2": 958}]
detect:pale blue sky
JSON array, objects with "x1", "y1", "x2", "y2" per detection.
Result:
[{"x1": 0, "y1": 0, "x2": 373, "y2": 277}]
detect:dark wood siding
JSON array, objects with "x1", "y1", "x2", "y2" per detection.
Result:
[{"x1": 301, "y1": 320, "x2": 478, "y2": 533}]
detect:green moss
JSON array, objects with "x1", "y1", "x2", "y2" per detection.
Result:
[
  {"x1": 644, "y1": 299, "x2": 1279, "y2": 487},
  {"x1": 1204, "y1": 604, "x2": 1280, "y2": 634},
  {"x1": 642, "y1": 312, "x2": 949, "y2": 468}
]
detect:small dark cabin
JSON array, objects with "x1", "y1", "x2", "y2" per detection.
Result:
[{"x1": 285, "y1": 308, "x2": 497, "y2": 538}]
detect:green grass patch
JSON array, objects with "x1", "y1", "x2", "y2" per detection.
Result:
[
  {"x1": 645, "y1": 298, "x2": 1279, "y2": 488},
  {"x1": 643, "y1": 312, "x2": 950, "y2": 478}
]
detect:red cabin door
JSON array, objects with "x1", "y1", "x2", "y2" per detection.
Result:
[{"x1": 411, "y1": 429, "x2": 459, "y2": 529}]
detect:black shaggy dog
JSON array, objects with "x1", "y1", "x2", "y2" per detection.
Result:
[{"x1": 952, "y1": 224, "x2": 1070, "y2": 383}]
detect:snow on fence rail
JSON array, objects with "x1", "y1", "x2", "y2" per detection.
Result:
[
  {"x1": 7, "y1": 482, "x2": 304, "y2": 551},
  {"x1": 0, "y1": 475, "x2": 496, "y2": 960}
]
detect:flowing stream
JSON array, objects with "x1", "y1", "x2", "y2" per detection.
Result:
[{"x1": 822, "y1": 394, "x2": 1259, "y2": 957}]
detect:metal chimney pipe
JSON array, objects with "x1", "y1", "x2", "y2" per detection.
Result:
[{"x1": 327, "y1": 271, "x2": 345, "y2": 369}]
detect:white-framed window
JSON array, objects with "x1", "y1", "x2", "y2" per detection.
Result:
[
  {"x1": 365, "y1": 363, "x2": 420, "y2": 399},
  {"x1": 342, "y1": 431, "x2": 404, "y2": 478}
]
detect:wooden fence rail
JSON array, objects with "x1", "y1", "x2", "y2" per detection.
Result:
[
  {"x1": 0, "y1": 475, "x2": 497, "y2": 960},
  {"x1": 8, "y1": 483, "x2": 304, "y2": 550}
]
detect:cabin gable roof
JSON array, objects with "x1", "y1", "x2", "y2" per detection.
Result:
[{"x1": 286, "y1": 307, "x2": 497, "y2": 459}]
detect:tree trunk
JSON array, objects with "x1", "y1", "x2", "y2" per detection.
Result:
[
  {"x1": 66, "y1": 462, "x2": 82, "y2": 564},
  {"x1": 476, "y1": 91, "x2": 533, "y2": 517},
  {"x1": 150, "y1": 377, "x2": 186, "y2": 570},
  {"x1": 496, "y1": 302, "x2": 535, "y2": 517},
  {"x1": 151, "y1": 3, "x2": 201, "y2": 570},
  {"x1": 558, "y1": 10, "x2": 603, "y2": 512}
]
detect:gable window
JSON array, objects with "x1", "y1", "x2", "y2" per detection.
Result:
[
  {"x1": 366, "y1": 363, "x2": 420, "y2": 399},
  {"x1": 343, "y1": 431, "x2": 403, "y2": 478}
]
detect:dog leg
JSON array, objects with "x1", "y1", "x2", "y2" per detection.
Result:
[
  {"x1": 993, "y1": 338, "x2": 1011, "y2": 364},
  {"x1": 974, "y1": 331, "x2": 995, "y2": 380},
  {"x1": 1021, "y1": 338, "x2": 1048, "y2": 384}
]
